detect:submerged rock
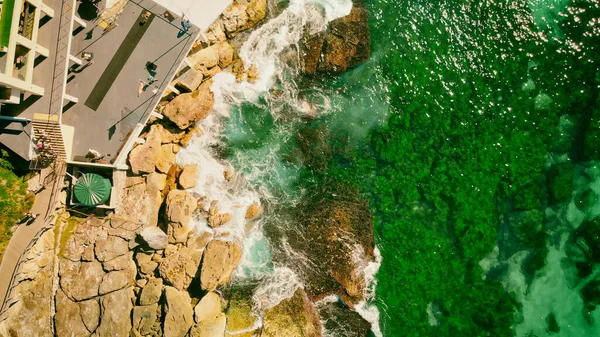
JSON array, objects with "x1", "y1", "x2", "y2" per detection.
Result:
[
  {"x1": 189, "y1": 313, "x2": 226, "y2": 337},
  {"x1": 262, "y1": 288, "x2": 322, "y2": 337},
  {"x1": 301, "y1": 2, "x2": 370, "y2": 74},
  {"x1": 318, "y1": 300, "x2": 371, "y2": 337}
]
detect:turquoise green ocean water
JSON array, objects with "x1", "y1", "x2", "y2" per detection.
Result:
[{"x1": 221, "y1": 0, "x2": 600, "y2": 335}]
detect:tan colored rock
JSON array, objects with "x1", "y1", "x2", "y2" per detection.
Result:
[
  {"x1": 128, "y1": 126, "x2": 162, "y2": 174},
  {"x1": 180, "y1": 126, "x2": 202, "y2": 147},
  {"x1": 156, "y1": 144, "x2": 178, "y2": 173},
  {"x1": 165, "y1": 190, "x2": 198, "y2": 243},
  {"x1": 201, "y1": 65, "x2": 222, "y2": 79},
  {"x1": 136, "y1": 250, "x2": 159, "y2": 276},
  {"x1": 200, "y1": 240, "x2": 242, "y2": 291},
  {"x1": 81, "y1": 244, "x2": 95, "y2": 261},
  {"x1": 156, "y1": 122, "x2": 186, "y2": 143},
  {"x1": 189, "y1": 313, "x2": 226, "y2": 337},
  {"x1": 190, "y1": 45, "x2": 220, "y2": 69},
  {"x1": 163, "y1": 86, "x2": 214, "y2": 130},
  {"x1": 55, "y1": 289, "x2": 90, "y2": 337},
  {"x1": 96, "y1": 287, "x2": 134, "y2": 337},
  {"x1": 94, "y1": 235, "x2": 129, "y2": 262},
  {"x1": 139, "y1": 277, "x2": 163, "y2": 305},
  {"x1": 179, "y1": 164, "x2": 199, "y2": 189},
  {"x1": 103, "y1": 252, "x2": 134, "y2": 271},
  {"x1": 177, "y1": 67, "x2": 204, "y2": 93},
  {"x1": 208, "y1": 212, "x2": 232, "y2": 228},
  {"x1": 158, "y1": 248, "x2": 200, "y2": 290},
  {"x1": 59, "y1": 260, "x2": 105, "y2": 301},
  {"x1": 194, "y1": 292, "x2": 222, "y2": 322},
  {"x1": 140, "y1": 227, "x2": 169, "y2": 250},
  {"x1": 163, "y1": 164, "x2": 183, "y2": 197},
  {"x1": 245, "y1": 203, "x2": 261, "y2": 220},
  {"x1": 205, "y1": 20, "x2": 227, "y2": 45},
  {"x1": 217, "y1": 42, "x2": 234, "y2": 68},
  {"x1": 147, "y1": 172, "x2": 167, "y2": 192},
  {"x1": 223, "y1": 169, "x2": 233, "y2": 181},
  {"x1": 99, "y1": 259, "x2": 136, "y2": 295},
  {"x1": 163, "y1": 287, "x2": 194, "y2": 337},
  {"x1": 262, "y1": 288, "x2": 322, "y2": 337},
  {"x1": 116, "y1": 181, "x2": 163, "y2": 228},
  {"x1": 221, "y1": 0, "x2": 267, "y2": 37},
  {"x1": 187, "y1": 232, "x2": 213, "y2": 251},
  {"x1": 79, "y1": 299, "x2": 101, "y2": 333},
  {"x1": 132, "y1": 304, "x2": 158, "y2": 336}
]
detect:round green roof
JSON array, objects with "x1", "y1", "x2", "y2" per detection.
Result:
[{"x1": 74, "y1": 173, "x2": 112, "y2": 206}]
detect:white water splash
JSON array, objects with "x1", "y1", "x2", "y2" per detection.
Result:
[
  {"x1": 355, "y1": 246, "x2": 383, "y2": 337},
  {"x1": 178, "y1": 0, "x2": 383, "y2": 334}
]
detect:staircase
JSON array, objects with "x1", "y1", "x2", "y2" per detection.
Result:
[{"x1": 29, "y1": 118, "x2": 66, "y2": 170}]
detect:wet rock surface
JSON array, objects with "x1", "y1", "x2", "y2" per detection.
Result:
[{"x1": 301, "y1": 1, "x2": 370, "y2": 74}]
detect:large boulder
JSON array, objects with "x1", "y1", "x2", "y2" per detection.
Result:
[
  {"x1": 195, "y1": 292, "x2": 222, "y2": 322},
  {"x1": 140, "y1": 227, "x2": 169, "y2": 250},
  {"x1": 200, "y1": 240, "x2": 243, "y2": 291},
  {"x1": 128, "y1": 125, "x2": 162, "y2": 174},
  {"x1": 165, "y1": 189, "x2": 198, "y2": 243},
  {"x1": 189, "y1": 313, "x2": 226, "y2": 337},
  {"x1": 219, "y1": 0, "x2": 267, "y2": 38},
  {"x1": 162, "y1": 86, "x2": 214, "y2": 130},
  {"x1": 156, "y1": 144, "x2": 179, "y2": 173},
  {"x1": 158, "y1": 247, "x2": 201, "y2": 290},
  {"x1": 262, "y1": 288, "x2": 322, "y2": 337},
  {"x1": 301, "y1": 3, "x2": 370, "y2": 74},
  {"x1": 179, "y1": 164, "x2": 199, "y2": 189},
  {"x1": 163, "y1": 287, "x2": 194, "y2": 337},
  {"x1": 116, "y1": 180, "x2": 163, "y2": 228}
]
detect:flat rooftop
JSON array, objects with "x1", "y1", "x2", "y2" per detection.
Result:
[
  {"x1": 1, "y1": 0, "x2": 208, "y2": 162},
  {"x1": 63, "y1": 0, "x2": 198, "y2": 160}
]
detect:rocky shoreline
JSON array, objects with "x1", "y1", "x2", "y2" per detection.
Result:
[{"x1": 0, "y1": 1, "x2": 373, "y2": 336}]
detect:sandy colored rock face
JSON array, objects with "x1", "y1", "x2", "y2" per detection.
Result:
[
  {"x1": 179, "y1": 164, "x2": 199, "y2": 189},
  {"x1": 139, "y1": 277, "x2": 163, "y2": 305},
  {"x1": 162, "y1": 86, "x2": 215, "y2": 130},
  {"x1": 99, "y1": 258, "x2": 136, "y2": 295},
  {"x1": 132, "y1": 304, "x2": 158, "y2": 336},
  {"x1": 158, "y1": 248, "x2": 200, "y2": 290},
  {"x1": 165, "y1": 189, "x2": 198, "y2": 243},
  {"x1": 163, "y1": 287, "x2": 194, "y2": 337},
  {"x1": 60, "y1": 260, "x2": 105, "y2": 301},
  {"x1": 194, "y1": 292, "x2": 222, "y2": 322},
  {"x1": 262, "y1": 288, "x2": 322, "y2": 337},
  {"x1": 140, "y1": 227, "x2": 169, "y2": 250},
  {"x1": 55, "y1": 289, "x2": 91, "y2": 337},
  {"x1": 94, "y1": 235, "x2": 129, "y2": 262},
  {"x1": 156, "y1": 144, "x2": 178, "y2": 173},
  {"x1": 96, "y1": 287, "x2": 134, "y2": 337},
  {"x1": 245, "y1": 203, "x2": 261, "y2": 219},
  {"x1": 189, "y1": 313, "x2": 227, "y2": 337},
  {"x1": 200, "y1": 240, "x2": 243, "y2": 291}
]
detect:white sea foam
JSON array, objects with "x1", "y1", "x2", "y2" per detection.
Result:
[{"x1": 177, "y1": 0, "x2": 383, "y2": 334}]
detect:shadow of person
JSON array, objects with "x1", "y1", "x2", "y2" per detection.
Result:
[
  {"x1": 77, "y1": 1, "x2": 99, "y2": 21},
  {"x1": 177, "y1": 30, "x2": 187, "y2": 38}
]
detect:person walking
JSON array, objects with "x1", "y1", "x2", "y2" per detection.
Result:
[{"x1": 181, "y1": 15, "x2": 190, "y2": 32}]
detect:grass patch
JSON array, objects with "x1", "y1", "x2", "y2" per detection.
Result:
[
  {"x1": 58, "y1": 216, "x2": 82, "y2": 258},
  {"x1": 0, "y1": 151, "x2": 34, "y2": 263}
]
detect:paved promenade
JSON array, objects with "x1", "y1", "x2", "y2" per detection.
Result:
[{"x1": 0, "y1": 169, "x2": 55, "y2": 311}]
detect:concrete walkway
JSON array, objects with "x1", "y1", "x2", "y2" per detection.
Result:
[{"x1": 0, "y1": 168, "x2": 57, "y2": 313}]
